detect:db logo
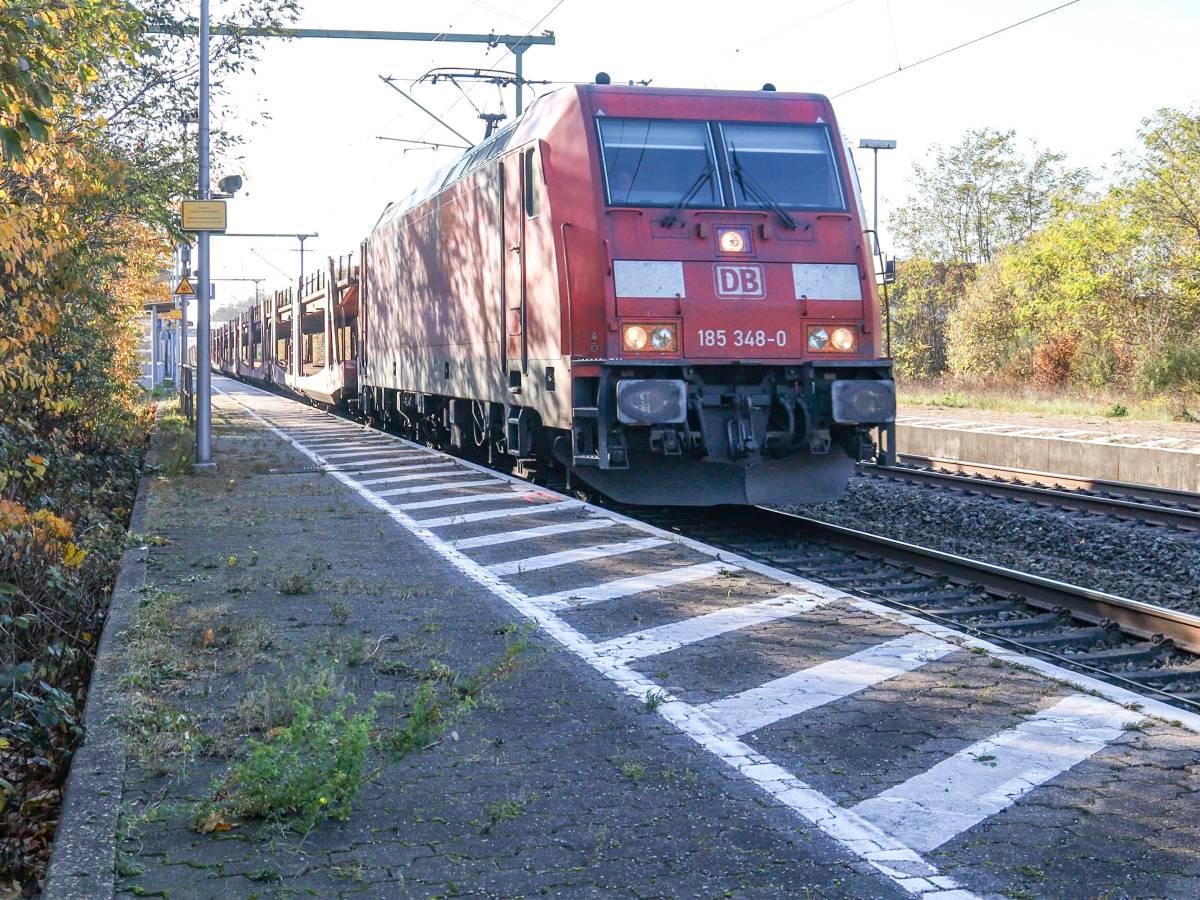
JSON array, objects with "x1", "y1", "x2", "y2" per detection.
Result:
[{"x1": 713, "y1": 263, "x2": 765, "y2": 299}]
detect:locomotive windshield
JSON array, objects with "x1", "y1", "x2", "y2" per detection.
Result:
[
  {"x1": 721, "y1": 123, "x2": 845, "y2": 211},
  {"x1": 598, "y1": 118, "x2": 721, "y2": 207},
  {"x1": 597, "y1": 116, "x2": 845, "y2": 212}
]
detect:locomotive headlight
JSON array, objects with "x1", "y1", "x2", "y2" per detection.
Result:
[
  {"x1": 622, "y1": 323, "x2": 677, "y2": 353},
  {"x1": 830, "y1": 326, "x2": 857, "y2": 351},
  {"x1": 649, "y1": 325, "x2": 676, "y2": 350},
  {"x1": 807, "y1": 326, "x2": 858, "y2": 352},
  {"x1": 717, "y1": 227, "x2": 750, "y2": 254},
  {"x1": 623, "y1": 324, "x2": 649, "y2": 351}
]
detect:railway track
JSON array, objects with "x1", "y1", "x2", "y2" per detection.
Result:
[
  {"x1": 628, "y1": 503, "x2": 1200, "y2": 711},
  {"x1": 863, "y1": 454, "x2": 1200, "y2": 531}
]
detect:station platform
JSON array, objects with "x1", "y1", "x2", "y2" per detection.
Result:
[
  {"x1": 49, "y1": 378, "x2": 1200, "y2": 899},
  {"x1": 897, "y1": 405, "x2": 1200, "y2": 491}
]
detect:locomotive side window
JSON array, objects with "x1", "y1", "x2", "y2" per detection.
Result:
[
  {"x1": 523, "y1": 147, "x2": 540, "y2": 218},
  {"x1": 720, "y1": 123, "x2": 845, "y2": 211},
  {"x1": 598, "y1": 118, "x2": 721, "y2": 208}
]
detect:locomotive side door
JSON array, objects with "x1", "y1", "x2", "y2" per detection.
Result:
[{"x1": 500, "y1": 151, "x2": 527, "y2": 378}]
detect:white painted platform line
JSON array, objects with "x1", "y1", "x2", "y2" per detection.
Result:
[
  {"x1": 485, "y1": 537, "x2": 670, "y2": 576},
  {"x1": 328, "y1": 455, "x2": 439, "y2": 471},
  {"x1": 374, "y1": 478, "x2": 501, "y2": 497},
  {"x1": 525, "y1": 560, "x2": 737, "y2": 611},
  {"x1": 853, "y1": 694, "x2": 1137, "y2": 852},
  {"x1": 215, "y1": 383, "x2": 981, "y2": 899},
  {"x1": 449, "y1": 518, "x2": 615, "y2": 549},
  {"x1": 698, "y1": 633, "x2": 956, "y2": 737},
  {"x1": 320, "y1": 448, "x2": 424, "y2": 461},
  {"x1": 418, "y1": 499, "x2": 584, "y2": 529},
  {"x1": 594, "y1": 593, "x2": 829, "y2": 663},
  {"x1": 357, "y1": 468, "x2": 475, "y2": 487},
  {"x1": 395, "y1": 488, "x2": 529, "y2": 511},
  {"x1": 343, "y1": 462, "x2": 457, "y2": 479},
  {"x1": 305, "y1": 440, "x2": 398, "y2": 452}
]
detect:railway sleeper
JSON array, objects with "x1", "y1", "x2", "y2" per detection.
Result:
[
  {"x1": 860, "y1": 580, "x2": 945, "y2": 596},
  {"x1": 1070, "y1": 641, "x2": 1173, "y2": 666},
  {"x1": 969, "y1": 611, "x2": 1069, "y2": 634},
  {"x1": 920, "y1": 599, "x2": 1024, "y2": 618},
  {"x1": 1109, "y1": 661, "x2": 1200, "y2": 686},
  {"x1": 815, "y1": 572, "x2": 895, "y2": 587},
  {"x1": 1008, "y1": 625, "x2": 1117, "y2": 649}
]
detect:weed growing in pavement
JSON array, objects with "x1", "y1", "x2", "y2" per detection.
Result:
[
  {"x1": 641, "y1": 689, "x2": 668, "y2": 713},
  {"x1": 1122, "y1": 720, "x2": 1151, "y2": 732},
  {"x1": 616, "y1": 758, "x2": 645, "y2": 784},
  {"x1": 199, "y1": 692, "x2": 385, "y2": 834},
  {"x1": 329, "y1": 600, "x2": 353, "y2": 626},
  {"x1": 273, "y1": 570, "x2": 317, "y2": 596},
  {"x1": 382, "y1": 629, "x2": 531, "y2": 758},
  {"x1": 480, "y1": 795, "x2": 532, "y2": 834},
  {"x1": 273, "y1": 556, "x2": 330, "y2": 596},
  {"x1": 234, "y1": 663, "x2": 345, "y2": 738}
]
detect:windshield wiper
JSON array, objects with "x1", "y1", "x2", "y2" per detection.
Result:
[
  {"x1": 658, "y1": 164, "x2": 714, "y2": 227},
  {"x1": 730, "y1": 146, "x2": 798, "y2": 230}
]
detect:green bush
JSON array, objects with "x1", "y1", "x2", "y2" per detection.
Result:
[{"x1": 1137, "y1": 341, "x2": 1200, "y2": 392}]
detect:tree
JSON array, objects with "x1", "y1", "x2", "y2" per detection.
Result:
[
  {"x1": 886, "y1": 259, "x2": 974, "y2": 379},
  {"x1": 890, "y1": 129, "x2": 1090, "y2": 264},
  {"x1": 1, "y1": 1, "x2": 298, "y2": 887},
  {"x1": 946, "y1": 199, "x2": 1148, "y2": 385}
]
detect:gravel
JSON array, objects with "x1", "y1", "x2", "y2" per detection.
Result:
[{"x1": 789, "y1": 474, "x2": 1200, "y2": 612}]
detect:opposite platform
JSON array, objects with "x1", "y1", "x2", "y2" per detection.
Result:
[{"x1": 897, "y1": 405, "x2": 1200, "y2": 491}]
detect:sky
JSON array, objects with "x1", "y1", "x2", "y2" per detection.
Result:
[{"x1": 203, "y1": 0, "x2": 1200, "y2": 305}]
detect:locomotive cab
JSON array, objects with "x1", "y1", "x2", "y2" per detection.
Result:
[{"x1": 561, "y1": 87, "x2": 896, "y2": 505}]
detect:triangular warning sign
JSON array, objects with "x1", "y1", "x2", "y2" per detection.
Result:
[{"x1": 174, "y1": 276, "x2": 195, "y2": 296}]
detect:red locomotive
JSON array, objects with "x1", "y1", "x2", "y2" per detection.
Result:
[{"x1": 214, "y1": 82, "x2": 896, "y2": 506}]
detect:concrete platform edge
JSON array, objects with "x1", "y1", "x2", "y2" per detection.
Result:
[
  {"x1": 42, "y1": 415, "x2": 162, "y2": 899},
  {"x1": 898, "y1": 422, "x2": 1200, "y2": 492}
]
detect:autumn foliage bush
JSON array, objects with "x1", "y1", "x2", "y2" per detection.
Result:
[{"x1": 889, "y1": 115, "x2": 1200, "y2": 405}]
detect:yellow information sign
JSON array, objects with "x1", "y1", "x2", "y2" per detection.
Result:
[
  {"x1": 175, "y1": 276, "x2": 195, "y2": 296},
  {"x1": 160, "y1": 309, "x2": 183, "y2": 320},
  {"x1": 181, "y1": 199, "x2": 227, "y2": 232}
]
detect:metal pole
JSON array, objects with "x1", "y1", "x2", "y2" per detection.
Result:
[
  {"x1": 514, "y1": 47, "x2": 524, "y2": 116},
  {"x1": 194, "y1": 0, "x2": 214, "y2": 467},
  {"x1": 872, "y1": 147, "x2": 880, "y2": 256},
  {"x1": 178, "y1": 245, "x2": 189, "y2": 385},
  {"x1": 150, "y1": 310, "x2": 159, "y2": 389}
]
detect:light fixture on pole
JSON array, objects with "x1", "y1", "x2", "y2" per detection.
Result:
[{"x1": 858, "y1": 138, "x2": 896, "y2": 256}]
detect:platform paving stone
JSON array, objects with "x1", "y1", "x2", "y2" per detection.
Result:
[{"x1": 104, "y1": 391, "x2": 900, "y2": 899}]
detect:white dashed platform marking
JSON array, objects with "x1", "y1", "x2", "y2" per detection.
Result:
[
  {"x1": 525, "y1": 560, "x2": 735, "y2": 610},
  {"x1": 417, "y1": 499, "x2": 584, "y2": 528},
  {"x1": 697, "y1": 632, "x2": 957, "y2": 736},
  {"x1": 485, "y1": 537, "x2": 669, "y2": 576},
  {"x1": 448, "y1": 519, "x2": 616, "y2": 549},
  {"x1": 852, "y1": 693, "x2": 1138, "y2": 851},
  {"x1": 359, "y1": 466, "x2": 471, "y2": 486},
  {"x1": 594, "y1": 593, "x2": 829, "y2": 662}
]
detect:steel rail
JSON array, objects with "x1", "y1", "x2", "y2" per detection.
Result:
[
  {"x1": 863, "y1": 457, "x2": 1200, "y2": 531},
  {"x1": 760, "y1": 509, "x2": 1200, "y2": 656}
]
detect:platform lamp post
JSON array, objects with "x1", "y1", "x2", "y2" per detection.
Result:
[
  {"x1": 192, "y1": 0, "x2": 215, "y2": 468},
  {"x1": 858, "y1": 138, "x2": 896, "y2": 257}
]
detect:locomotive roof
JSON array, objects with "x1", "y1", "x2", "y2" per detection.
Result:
[{"x1": 374, "y1": 83, "x2": 834, "y2": 231}]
